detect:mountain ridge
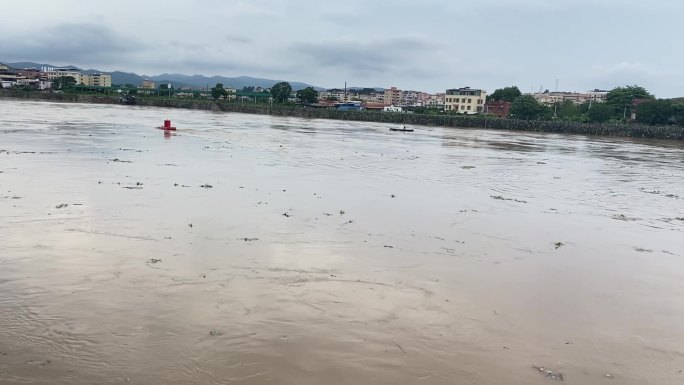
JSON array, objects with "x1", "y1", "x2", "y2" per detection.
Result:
[{"x1": 4, "y1": 61, "x2": 323, "y2": 91}]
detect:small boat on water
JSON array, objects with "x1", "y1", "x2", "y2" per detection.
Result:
[{"x1": 389, "y1": 126, "x2": 414, "y2": 132}]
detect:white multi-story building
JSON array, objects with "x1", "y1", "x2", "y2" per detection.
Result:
[
  {"x1": 531, "y1": 90, "x2": 610, "y2": 106},
  {"x1": 318, "y1": 89, "x2": 347, "y2": 101},
  {"x1": 425, "y1": 93, "x2": 445, "y2": 107},
  {"x1": 444, "y1": 87, "x2": 487, "y2": 114},
  {"x1": 356, "y1": 93, "x2": 385, "y2": 104},
  {"x1": 41, "y1": 67, "x2": 82, "y2": 84}
]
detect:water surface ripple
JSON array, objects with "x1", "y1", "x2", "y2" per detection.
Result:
[{"x1": 1, "y1": 100, "x2": 683, "y2": 385}]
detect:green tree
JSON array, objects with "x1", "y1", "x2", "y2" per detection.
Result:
[
  {"x1": 605, "y1": 85, "x2": 654, "y2": 118},
  {"x1": 211, "y1": 83, "x2": 229, "y2": 100},
  {"x1": 270, "y1": 81, "x2": 292, "y2": 103},
  {"x1": 673, "y1": 104, "x2": 684, "y2": 126},
  {"x1": 296, "y1": 87, "x2": 318, "y2": 104},
  {"x1": 509, "y1": 95, "x2": 550, "y2": 120},
  {"x1": 488, "y1": 86, "x2": 522, "y2": 102},
  {"x1": 52, "y1": 76, "x2": 76, "y2": 90},
  {"x1": 587, "y1": 103, "x2": 614, "y2": 123},
  {"x1": 555, "y1": 100, "x2": 582, "y2": 121},
  {"x1": 636, "y1": 99, "x2": 676, "y2": 125},
  {"x1": 357, "y1": 88, "x2": 377, "y2": 95}
]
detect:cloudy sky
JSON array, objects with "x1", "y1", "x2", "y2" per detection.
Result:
[{"x1": 1, "y1": 0, "x2": 682, "y2": 97}]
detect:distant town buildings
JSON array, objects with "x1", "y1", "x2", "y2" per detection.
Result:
[
  {"x1": 0, "y1": 62, "x2": 651, "y2": 122},
  {"x1": 444, "y1": 87, "x2": 487, "y2": 114},
  {"x1": 318, "y1": 89, "x2": 348, "y2": 101},
  {"x1": 82, "y1": 73, "x2": 112, "y2": 87},
  {"x1": 0, "y1": 64, "x2": 114, "y2": 90},
  {"x1": 530, "y1": 89, "x2": 609, "y2": 106},
  {"x1": 140, "y1": 80, "x2": 156, "y2": 89}
]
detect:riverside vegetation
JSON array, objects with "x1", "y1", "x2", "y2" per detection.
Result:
[{"x1": 1, "y1": 87, "x2": 682, "y2": 140}]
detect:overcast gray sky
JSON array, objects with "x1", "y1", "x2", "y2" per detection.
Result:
[{"x1": 1, "y1": 0, "x2": 682, "y2": 97}]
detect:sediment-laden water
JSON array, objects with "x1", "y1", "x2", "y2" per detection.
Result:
[{"x1": 1, "y1": 100, "x2": 683, "y2": 385}]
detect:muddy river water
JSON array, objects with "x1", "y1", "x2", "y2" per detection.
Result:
[{"x1": 1, "y1": 100, "x2": 683, "y2": 385}]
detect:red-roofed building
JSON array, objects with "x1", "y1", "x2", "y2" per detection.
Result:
[{"x1": 485, "y1": 101, "x2": 512, "y2": 118}]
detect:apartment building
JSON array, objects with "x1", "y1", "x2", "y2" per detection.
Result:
[
  {"x1": 41, "y1": 67, "x2": 82, "y2": 84},
  {"x1": 319, "y1": 89, "x2": 347, "y2": 101},
  {"x1": 425, "y1": 93, "x2": 445, "y2": 107},
  {"x1": 355, "y1": 93, "x2": 385, "y2": 104},
  {"x1": 444, "y1": 87, "x2": 487, "y2": 114},
  {"x1": 400, "y1": 90, "x2": 432, "y2": 106},
  {"x1": 141, "y1": 79, "x2": 156, "y2": 89},
  {"x1": 81, "y1": 73, "x2": 112, "y2": 87},
  {"x1": 532, "y1": 90, "x2": 610, "y2": 106},
  {"x1": 383, "y1": 87, "x2": 402, "y2": 106}
]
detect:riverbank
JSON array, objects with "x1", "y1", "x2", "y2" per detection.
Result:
[{"x1": 2, "y1": 89, "x2": 683, "y2": 140}]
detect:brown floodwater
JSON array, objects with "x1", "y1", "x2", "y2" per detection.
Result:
[{"x1": 1, "y1": 99, "x2": 683, "y2": 385}]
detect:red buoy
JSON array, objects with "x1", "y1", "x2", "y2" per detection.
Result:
[{"x1": 159, "y1": 119, "x2": 176, "y2": 130}]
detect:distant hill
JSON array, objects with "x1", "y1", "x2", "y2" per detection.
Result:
[
  {"x1": 5, "y1": 61, "x2": 322, "y2": 91},
  {"x1": 147, "y1": 73, "x2": 321, "y2": 91},
  {"x1": 6, "y1": 61, "x2": 73, "y2": 70}
]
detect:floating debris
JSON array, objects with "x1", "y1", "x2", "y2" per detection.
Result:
[
  {"x1": 633, "y1": 247, "x2": 653, "y2": 253},
  {"x1": 147, "y1": 258, "x2": 162, "y2": 264},
  {"x1": 532, "y1": 365, "x2": 564, "y2": 381},
  {"x1": 339, "y1": 210, "x2": 345, "y2": 215},
  {"x1": 461, "y1": 165, "x2": 476, "y2": 169},
  {"x1": 638, "y1": 188, "x2": 680, "y2": 199},
  {"x1": 200, "y1": 184, "x2": 213, "y2": 188},
  {"x1": 612, "y1": 214, "x2": 639, "y2": 221},
  {"x1": 55, "y1": 203, "x2": 68, "y2": 209},
  {"x1": 490, "y1": 195, "x2": 528, "y2": 203},
  {"x1": 242, "y1": 237, "x2": 259, "y2": 242},
  {"x1": 554, "y1": 241, "x2": 564, "y2": 249},
  {"x1": 209, "y1": 330, "x2": 223, "y2": 336}
]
